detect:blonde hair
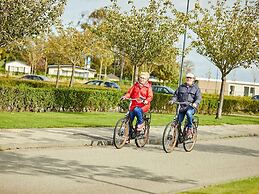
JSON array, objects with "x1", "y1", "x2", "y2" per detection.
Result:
[{"x1": 140, "y1": 72, "x2": 150, "y2": 79}]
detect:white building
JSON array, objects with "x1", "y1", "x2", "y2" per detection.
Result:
[
  {"x1": 197, "y1": 77, "x2": 259, "y2": 96},
  {"x1": 5, "y1": 61, "x2": 31, "y2": 74},
  {"x1": 48, "y1": 65, "x2": 96, "y2": 79}
]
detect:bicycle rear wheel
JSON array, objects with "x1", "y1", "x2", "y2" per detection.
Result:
[
  {"x1": 162, "y1": 121, "x2": 179, "y2": 153},
  {"x1": 113, "y1": 118, "x2": 129, "y2": 149},
  {"x1": 135, "y1": 121, "x2": 149, "y2": 148},
  {"x1": 183, "y1": 125, "x2": 197, "y2": 152}
]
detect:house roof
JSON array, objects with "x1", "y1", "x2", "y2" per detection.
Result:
[
  {"x1": 107, "y1": 74, "x2": 119, "y2": 81},
  {"x1": 5, "y1": 60, "x2": 29, "y2": 67}
]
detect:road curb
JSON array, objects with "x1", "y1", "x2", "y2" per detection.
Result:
[{"x1": 0, "y1": 133, "x2": 258, "y2": 151}]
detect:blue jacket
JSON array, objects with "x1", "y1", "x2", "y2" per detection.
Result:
[{"x1": 172, "y1": 83, "x2": 202, "y2": 112}]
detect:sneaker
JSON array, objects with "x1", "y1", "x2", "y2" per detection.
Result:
[
  {"x1": 125, "y1": 137, "x2": 130, "y2": 144},
  {"x1": 137, "y1": 123, "x2": 145, "y2": 131}
]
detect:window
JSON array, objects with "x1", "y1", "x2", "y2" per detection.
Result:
[
  {"x1": 250, "y1": 87, "x2": 255, "y2": 96},
  {"x1": 244, "y1": 87, "x2": 249, "y2": 96},
  {"x1": 229, "y1": 85, "x2": 235, "y2": 95}
]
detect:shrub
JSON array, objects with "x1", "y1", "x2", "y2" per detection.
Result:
[{"x1": 0, "y1": 85, "x2": 258, "y2": 114}]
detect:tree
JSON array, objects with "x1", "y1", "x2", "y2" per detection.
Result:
[
  {"x1": 18, "y1": 36, "x2": 47, "y2": 74},
  {"x1": 0, "y1": 0, "x2": 66, "y2": 48},
  {"x1": 150, "y1": 47, "x2": 179, "y2": 83},
  {"x1": 95, "y1": 0, "x2": 185, "y2": 83},
  {"x1": 191, "y1": 0, "x2": 259, "y2": 119},
  {"x1": 46, "y1": 27, "x2": 94, "y2": 87},
  {"x1": 90, "y1": 40, "x2": 114, "y2": 79},
  {"x1": 183, "y1": 60, "x2": 195, "y2": 74}
]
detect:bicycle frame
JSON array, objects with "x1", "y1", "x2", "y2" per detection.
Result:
[
  {"x1": 113, "y1": 98, "x2": 151, "y2": 149},
  {"x1": 162, "y1": 101, "x2": 198, "y2": 153}
]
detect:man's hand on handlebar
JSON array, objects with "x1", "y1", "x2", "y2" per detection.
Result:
[
  {"x1": 192, "y1": 103, "x2": 197, "y2": 108},
  {"x1": 168, "y1": 100, "x2": 175, "y2": 105}
]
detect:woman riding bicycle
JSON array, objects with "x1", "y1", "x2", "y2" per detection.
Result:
[
  {"x1": 169, "y1": 73, "x2": 202, "y2": 137},
  {"x1": 121, "y1": 72, "x2": 153, "y2": 135}
]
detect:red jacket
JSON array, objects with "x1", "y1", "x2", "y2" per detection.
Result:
[{"x1": 125, "y1": 81, "x2": 153, "y2": 112}]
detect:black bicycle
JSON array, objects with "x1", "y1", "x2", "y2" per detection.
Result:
[
  {"x1": 162, "y1": 101, "x2": 199, "y2": 153},
  {"x1": 113, "y1": 98, "x2": 151, "y2": 149}
]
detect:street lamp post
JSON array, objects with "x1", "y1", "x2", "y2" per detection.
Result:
[{"x1": 179, "y1": 0, "x2": 190, "y2": 86}]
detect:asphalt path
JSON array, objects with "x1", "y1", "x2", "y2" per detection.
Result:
[{"x1": 0, "y1": 137, "x2": 259, "y2": 194}]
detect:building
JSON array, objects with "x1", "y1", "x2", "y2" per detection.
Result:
[
  {"x1": 5, "y1": 61, "x2": 31, "y2": 74},
  {"x1": 48, "y1": 65, "x2": 96, "y2": 79},
  {"x1": 197, "y1": 77, "x2": 259, "y2": 96}
]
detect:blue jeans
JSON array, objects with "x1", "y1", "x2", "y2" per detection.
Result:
[
  {"x1": 129, "y1": 107, "x2": 143, "y2": 133},
  {"x1": 177, "y1": 106, "x2": 195, "y2": 128}
]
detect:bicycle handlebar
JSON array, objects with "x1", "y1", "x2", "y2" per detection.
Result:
[
  {"x1": 170, "y1": 101, "x2": 197, "y2": 110},
  {"x1": 173, "y1": 101, "x2": 191, "y2": 105},
  {"x1": 121, "y1": 97, "x2": 145, "y2": 103}
]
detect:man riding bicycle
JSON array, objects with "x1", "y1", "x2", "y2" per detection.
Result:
[
  {"x1": 121, "y1": 72, "x2": 153, "y2": 137},
  {"x1": 169, "y1": 73, "x2": 202, "y2": 137}
]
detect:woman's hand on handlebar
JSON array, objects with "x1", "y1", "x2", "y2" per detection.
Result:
[
  {"x1": 121, "y1": 96, "x2": 146, "y2": 104},
  {"x1": 120, "y1": 96, "x2": 127, "y2": 101}
]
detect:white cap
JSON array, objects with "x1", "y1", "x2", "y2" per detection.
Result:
[{"x1": 186, "y1": 73, "x2": 195, "y2": 78}]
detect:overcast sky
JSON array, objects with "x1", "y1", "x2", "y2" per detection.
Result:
[{"x1": 61, "y1": 0, "x2": 259, "y2": 83}]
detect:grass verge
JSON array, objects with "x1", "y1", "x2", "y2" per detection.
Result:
[
  {"x1": 179, "y1": 176, "x2": 259, "y2": 194},
  {"x1": 0, "y1": 112, "x2": 259, "y2": 129}
]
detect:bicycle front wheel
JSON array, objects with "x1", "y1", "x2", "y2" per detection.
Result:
[
  {"x1": 162, "y1": 121, "x2": 179, "y2": 153},
  {"x1": 113, "y1": 118, "x2": 129, "y2": 149},
  {"x1": 183, "y1": 126, "x2": 197, "y2": 152},
  {"x1": 135, "y1": 122, "x2": 150, "y2": 148}
]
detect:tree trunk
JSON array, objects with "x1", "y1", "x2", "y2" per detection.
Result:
[
  {"x1": 216, "y1": 75, "x2": 226, "y2": 119},
  {"x1": 132, "y1": 64, "x2": 138, "y2": 85},
  {"x1": 104, "y1": 66, "x2": 107, "y2": 79},
  {"x1": 99, "y1": 59, "x2": 103, "y2": 80},
  {"x1": 134, "y1": 65, "x2": 139, "y2": 83},
  {"x1": 120, "y1": 53, "x2": 125, "y2": 82},
  {"x1": 69, "y1": 63, "x2": 75, "y2": 87},
  {"x1": 44, "y1": 58, "x2": 48, "y2": 76},
  {"x1": 55, "y1": 64, "x2": 60, "y2": 88}
]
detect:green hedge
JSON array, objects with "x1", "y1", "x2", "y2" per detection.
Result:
[
  {"x1": 0, "y1": 86, "x2": 122, "y2": 112},
  {"x1": 0, "y1": 85, "x2": 258, "y2": 114}
]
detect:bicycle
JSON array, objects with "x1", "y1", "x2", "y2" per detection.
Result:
[
  {"x1": 162, "y1": 101, "x2": 199, "y2": 153},
  {"x1": 113, "y1": 98, "x2": 151, "y2": 149}
]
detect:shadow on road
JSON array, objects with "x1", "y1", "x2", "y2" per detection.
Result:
[
  {"x1": 195, "y1": 142, "x2": 259, "y2": 157},
  {"x1": 0, "y1": 151, "x2": 197, "y2": 193}
]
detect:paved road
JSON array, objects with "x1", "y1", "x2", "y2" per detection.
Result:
[
  {"x1": 1, "y1": 125, "x2": 259, "y2": 151},
  {"x1": 1, "y1": 137, "x2": 259, "y2": 194}
]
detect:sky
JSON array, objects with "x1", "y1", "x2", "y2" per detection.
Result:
[{"x1": 61, "y1": 0, "x2": 259, "y2": 83}]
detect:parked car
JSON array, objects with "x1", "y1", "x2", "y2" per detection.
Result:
[
  {"x1": 21, "y1": 74, "x2": 50, "y2": 81},
  {"x1": 152, "y1": 85, "x2": 175, "y2": 95},
  {"x1": 85, "y1": 80, "x2": 120, "y2": 90},
  {"x1": 251, "y1": 95, "x2": 259, "y2": 100}
]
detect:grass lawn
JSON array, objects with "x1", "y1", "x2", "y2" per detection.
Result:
[
  {"x1": 179, "y1": 176, "x2": 259, "y2": 194},
  {"x1": 0, "y1": 111, "x2": 259, "y2": 129}
]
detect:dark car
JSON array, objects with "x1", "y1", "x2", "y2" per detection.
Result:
[
  {"x1": 251, "y1": 95, "x2": 259, "y2": 100},
  {"x1": 85, "y1": 80, "x2": 120, "y2": 90},
  {"x1": 21, "y1": 74, "x2": 50, "y2": 81},
  {"x1": 152, "y1": 85, "x2": 175, "y2": 95}
]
